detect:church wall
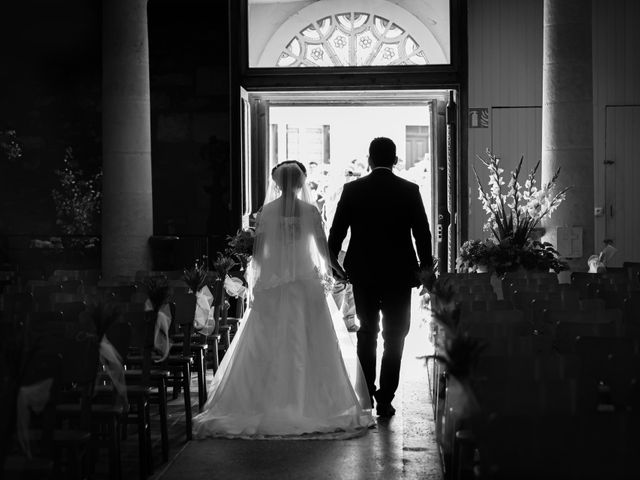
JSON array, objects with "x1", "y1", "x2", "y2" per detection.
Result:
[
  {"x1": 592, "y1": 0, "x2": 640, "y2": 259},
  {"x1": 467, "y1": 0, "x2": 543, "y2": 242}
]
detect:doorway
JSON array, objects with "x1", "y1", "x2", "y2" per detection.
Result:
[{"x1": 240, "y1": 89, "x2": 450, "y2": 259}]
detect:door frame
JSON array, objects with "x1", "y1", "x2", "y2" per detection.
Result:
[{"x1": 228, "y1": 0, "x2": 469, "y2": 263}]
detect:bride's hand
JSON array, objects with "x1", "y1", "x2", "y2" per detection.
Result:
[{"x1": 333, "y1": 266, "x2": 348, "y2": 282}]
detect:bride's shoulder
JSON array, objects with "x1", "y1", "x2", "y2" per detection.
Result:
[{"x1": 300, "y1": 200, "x2": 322, "y2": 216}]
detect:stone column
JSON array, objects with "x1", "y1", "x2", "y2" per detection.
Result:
[
  {"x1": 102, "y1": 0, "x2": 153, "y2": 279},
  {"x1": 542, "y1": 0, "x2": 594, "y2": 271}
]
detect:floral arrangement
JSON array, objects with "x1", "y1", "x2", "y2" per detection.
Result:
[
  {"x1": 474, "y1": 150, "x2": 568, "y2": 246},
  {"x1": 464, "y1": 150, "x2": 570, "y2": 275},
  {"x1": 226, "y1": 228, "x2": 255, "y2": 270},
  {"x1": 456, "y1": 239, "x2": 495, "y2": 272},
  {"x1": 51, "y1": 147, "x2": 102, "y2": 248},
  {"x1": 212, "y1": 252, "x2": 236, "y2": 278},
  {"x1": 183, "y1": 258, "x2": 208, "y2": 294}
]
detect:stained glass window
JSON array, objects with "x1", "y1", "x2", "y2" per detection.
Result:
[{"x1": 276, "y1": 13, "x2": 429, "y2": 68}]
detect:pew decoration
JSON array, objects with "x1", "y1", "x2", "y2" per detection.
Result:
[
  {"x1": 16, "y1": 378, "x2": 53, "y2": 458},
  {"x1": 86, "y1": 301, "x2": 129, "y2": 409},
  {"x1": 224, "y1": 227, "x2": 254, "y2": 301},
  {"x1": 225, "y1": 227, "x2": 255, "y2": 271},
  {"x1": 183, "y1": 260, "x2": 217, "y2": 335},
  {"x1": 143, "y1": 276, "x2": 172, "y2": 362},
  {"x1": 193, "y1": 285, "x2": 215, "y2": 335}
]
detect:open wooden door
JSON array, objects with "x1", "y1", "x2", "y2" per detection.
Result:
[{"x1": 239, "y1": 87, "x2": 252, "y2": 228}]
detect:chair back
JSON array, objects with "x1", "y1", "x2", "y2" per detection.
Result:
[
  {"x1": 105, "y1": 319, "x2": 132, "y2": 362},
  {"x1": 27, "y1": 311, "x2": 64, "y2": 325},
  {"x1": 50, "y1": 292, "x2": 84, "y2": 305},
  {"x1": 1, "y1": 292, "x2": 35, "y2": 314},
  {"x1": 55, "y1": 301, "x2": 88, "y2": 322},
  {"x1": 109, "y1": 285, "x2": 137, "y2": 302},
  {"x1": 126, "y1": 310, "x2": 155, "y2": 386},
  {"x1": 173, "y1": 293, "x2": 197, "y2": 355}
]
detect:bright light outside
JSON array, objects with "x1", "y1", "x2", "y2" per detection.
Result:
[{"x1": 269, "y1": 103, "x2": 433, "y2": 245}]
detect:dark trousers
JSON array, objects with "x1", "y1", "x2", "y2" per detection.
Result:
[{"x1": 352, "y1": 282, "x2": 412, "y2": 405}]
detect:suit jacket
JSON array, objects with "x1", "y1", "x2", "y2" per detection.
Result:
[{"x1": 328, "y1": 168, "x2": 433, "y2": 288}]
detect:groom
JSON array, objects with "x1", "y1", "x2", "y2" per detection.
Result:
[{"x1": 328, "y1": 137, "x2": 433, "y2": 417}]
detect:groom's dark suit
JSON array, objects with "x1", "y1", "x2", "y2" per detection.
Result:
[{"x1": 328, "y1": 167, "x2": 433, "y2": 406}]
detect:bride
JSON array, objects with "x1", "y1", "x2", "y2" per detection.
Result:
[{"x1": 193, "y1": 160, "x2": 374, "y2": 440}]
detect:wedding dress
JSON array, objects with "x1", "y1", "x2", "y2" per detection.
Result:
[{"x1": 193, "y1": 161, "x2": 374, "y2": 440}]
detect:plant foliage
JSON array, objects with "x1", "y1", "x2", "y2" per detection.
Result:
[
  {"x1": 51, "y1": 147, "x2": 102, "y2": 247},
  {"x1": 183, "y1": 258, "x2": 208, "y2": 293}
]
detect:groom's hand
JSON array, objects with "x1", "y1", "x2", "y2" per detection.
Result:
[
  {"x1": 333, "y1": 267, "x2": 348, "y2": 283},
  {"x1": 417, "y1": 266, "x2": 436, "y2": 294}
]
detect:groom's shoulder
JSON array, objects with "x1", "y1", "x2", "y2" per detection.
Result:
[{"x1": 395, "y1": 175, "x2": 420, "y2": 190}]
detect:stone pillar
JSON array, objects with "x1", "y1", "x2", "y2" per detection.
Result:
[
  {"x1": 102, "y1": 0, "x2": 153, "y2": 279},
  {"x1": 542, "y1": 0, "x2": 594, "y2": 271}
]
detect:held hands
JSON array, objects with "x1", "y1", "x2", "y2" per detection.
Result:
[
  {"x1": 332, "y1": 265, "x2": 348, "y2": 283},
  {"x1": 417, "y1": 264, "x2": 436, "y2": 295}
]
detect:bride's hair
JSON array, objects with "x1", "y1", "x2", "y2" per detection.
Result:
[{"x1": 271, "y1": 160, "x2": 307, "y2": 192}]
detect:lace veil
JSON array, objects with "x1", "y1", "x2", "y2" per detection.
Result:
[{"x1": 246, "y1": 161, "x2": 332, "y2": 294}]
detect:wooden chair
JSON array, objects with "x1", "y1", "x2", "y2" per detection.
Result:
[
  {"x1": 15, "y1": 318, "x2": 98, "y2": 479},
  {"x1": 108, "y1": 285, "x2": 138, "y2": 303},
  {"x1": 27, "y1": 311, "x2": 65, "y2": 325},
  {"x1": 116, "y1": 311, "x2": 157, "y2": 479},
  {"x1": 130, "y1": 291, "x2": 149, "y2": 304},
  {"x1": 69, "y1": 319, "x2": 132, "y2": 480},
  {"x1": 80, "y1": 311, "x2": 162, "y2": 479},
  {"x1": 169, "y1": 292, "x2": 209, "y2": 408},
  {"x1": 31, "y1": 285, "x2": 63, "y2": 311},
  {"x1": 124, "y1": 307, "x2": 182, "y2": 449},
  {"x1": 54, "y1": 302, "x2": 88, "y2": 322},
  {"x1": 465, "y1": 318, "x2": 531, "y2": 338},
  {"x1": 2, "y1": 350, "x2": 61, "y2": 479},
  {"x1": 1, "y1": 292, "x2": 35, "y2": 314},
  {"x1": 50, "y1": 292, "x2": 85, "y2": 305},
  {"x1": 579, "y1": 298, "x2": 606, "y2": 311},
  {"x1": 554, "y1": 320, "x2": 618, "y2": 353},
  {"x1": 52, "y1": 270, "x2": 101, "y2": 285},
  {"x1": 575, "y1": 336, "x2": 636, "y2": 357}
]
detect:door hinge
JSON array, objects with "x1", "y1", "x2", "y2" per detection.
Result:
[{"x1": 604, "y1": 159, "x2": 615, "y2": 165}]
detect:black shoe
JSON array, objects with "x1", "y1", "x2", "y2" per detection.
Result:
[{"x1": 376, "y1": 403, "x2": 396, "y2": 418}]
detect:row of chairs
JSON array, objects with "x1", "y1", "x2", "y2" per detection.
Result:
[
  {"x1": 1, "y1": 291, "x2": 209, "y2": 480},
  {"x1": 2, "y1": 309, "x2": 156, "y2": 479},
  {"x1": 429, "y1": 269, "x2": 640, "y2": 479}
]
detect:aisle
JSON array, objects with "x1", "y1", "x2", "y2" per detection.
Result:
[{"x1": 154, "y1": 296, "x2": 442, "y2": 480}]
